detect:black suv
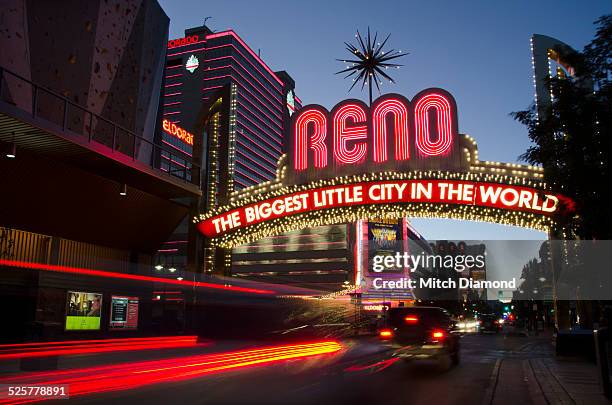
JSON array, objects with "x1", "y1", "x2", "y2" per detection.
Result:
[{"x1": 379, "y1": 306, "x2": 460, "y2": 369}]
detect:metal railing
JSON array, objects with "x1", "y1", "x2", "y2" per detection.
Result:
[{"x1": 0, "y1": 66, "x2": 199, "y2": 184}]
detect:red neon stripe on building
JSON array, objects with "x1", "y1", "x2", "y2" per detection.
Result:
[
  {"x1": 233, "y1": 80, "x2": 282, "y2": 120},
  {"x1": 167, "y1": 47, "x2": 206, "y2": 57},
  {"x1": 205, "y1": 31, "x2": 284, "y2": 87},
  {"x1": 236, "y1": 111, "x2": 282, "y2": 149},
  {"x1": 235, "y1": 159, "x2": 275, "y2": 179},
  {"x1": 161, "y1": 139, "x2": 192, "y2": 156},
  {"x1": 202, "y1": 51, "x2": 284, "y2": 105},
  {"x1": 200, "y1": 69, "x2": 283, "y2": 118},
  {"x1": 199, "y1": 52, "x2": 282, "y2": 97},
  {"x1": 234, "y1": 178, "x2": 249, "y2": 188},
  {"x1": 203, "y1": 74, "x2": 232, "y2": 82},
  {"x1": 229, "y1": 64, "x2": 282, "y2": 107},
  {"x1": 235, "y1": 167, "x2": 267, "y2": 185},
  {"x1": 236, "y1": 150, "x2": 276, "y2": 176},
  {"x1": 235, "y1": 97, "x2": 283, "y2": 134},
  {"x1": 0, "y1": 260, "x2": 273, "y2": 294},
  {"x1": 235, "y1": 161, "x2": 274, "y2": 182},
  {"x1": 161, "y1": 155, "x2": 188, "y2": 169},
  {"x1": 202, "y1": 85, "x2": 224, "y2": 91},
  {"x1": 237, "y1": 98, "x2": 283, "y2": 130},
  {"x1": 198, "y1": 63, "x2": 231, "y2": 72},
  {"x1": 236, "y1": 137, "x2": 280, "y2": 165},
  {"x1": 235, "y1": 125, "x2": 281, "y2": 156},
  {"x1": 235, "y1": 138, "x2": 279, "y2": 166}
]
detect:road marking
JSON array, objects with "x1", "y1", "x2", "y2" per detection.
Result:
[
  {"x1": 481, "y1": 358, "x2": 502, "y2": 405},
  {"x1": 523, "y1": 359, "x2": 548, "y2": 405}
]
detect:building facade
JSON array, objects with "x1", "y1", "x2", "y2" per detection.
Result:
[
  {"x1": 0, "y1": 0, "x2": 202, "y2": 341},
  {"x1": 157, "y1": 25, "x2": 310, "y2": 278}
]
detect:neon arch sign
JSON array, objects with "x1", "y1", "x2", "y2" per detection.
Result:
[
  {"x1": 288, "y1": 89, "x2": 461, "y2": 185},
  {"x1": 195, "y1": 88, "x2": 575, "y2": 247}
]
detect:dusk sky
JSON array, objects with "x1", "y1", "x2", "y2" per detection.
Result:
[{"x1": 159, "y1": 0, "x2": 609, "y2": 240}]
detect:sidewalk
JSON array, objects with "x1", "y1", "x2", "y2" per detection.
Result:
[
  {"x1": 485, "y1": 327, "x2": 611, "y2": 405},
  {"x1": 528, "y1": 356, "x2": 610, "y2": 405}
]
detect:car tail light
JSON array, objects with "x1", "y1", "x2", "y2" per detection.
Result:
[
  {"x1": 404, "y1": 315, "x2": 419, "y2": 324},
  {"x1": 431, "y1": 329, "x2": 446, "y2": 342},
  {"x1": 379, "y1": 329, "x2": 393, "y2": 339}
]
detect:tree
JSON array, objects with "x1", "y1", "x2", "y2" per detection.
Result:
[{"x1": 512, "y1": 15, "x2": 611, "y2": 239}]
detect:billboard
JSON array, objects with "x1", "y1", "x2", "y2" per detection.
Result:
[
  {"x1": 109, "y1": 296, "x2": 139, "y2": 330},
  {"x1": 65, "y1": 291, "x2": 102, "y2": 330},
  {"x1": 368, "y1": 219, "x2": 402, "y2": 274}
]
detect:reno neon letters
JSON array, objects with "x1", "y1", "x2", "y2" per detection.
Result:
[{"x1": 291, "y1": 89, "x2": 459, "y2": 177}]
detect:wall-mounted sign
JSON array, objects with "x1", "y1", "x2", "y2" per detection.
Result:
[
  {"x1": 168, "y1": 35, "x2": 200, "y2": 49},
  {"x1": 65, "y1": 291, "x2": 102, "y2": 330},
  {"x1": 362, "y1": 304, "x2": 390, "y2": 311},
  {"x1": 110, "y1": 296, "x2": 139, "y2": 330},
  {"x1": 286, "y1": 90, "x2": 296, "y2": 117},
  {"x1": 162, "y1": 119, "x2": 194, "y2": 145},
  {"x1": 185, "y1": 54, "x2": 199, "y2": 73},
  {"x1": 288, "y1": 89, "x2": 460, "y2": 185}
]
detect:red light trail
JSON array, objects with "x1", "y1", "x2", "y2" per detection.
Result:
[
  {"x1": 0, "y1": 341, "x2": 342, "y2": 404},
  {"x1": 0, "y1": 336, "x2": 201, "y2": 361},
  {"x1": 0, "y1": 260, "x2": 274, "y2": 295}
]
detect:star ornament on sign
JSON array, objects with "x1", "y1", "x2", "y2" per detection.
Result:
[{"x1": 336, "y1": 28, "x2": 406, "y2": 104}]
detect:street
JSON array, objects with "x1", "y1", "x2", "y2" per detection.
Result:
[{"x1": 3, "y1": 329, "x2": 605, "y2": 405}]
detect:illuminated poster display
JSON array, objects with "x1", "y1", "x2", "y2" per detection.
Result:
[
  {"x1": 363, "y1": 219, "x2": 413, "y2": 299},
  {"x1": 65, "y1": 291, "x2": 102, "y2": 330},
  {"x1": 368, "y1": 219, "x2": 402, "y2": 274},
  {"x1": 110, "y1": 296, "x2": 139, "y2": 330}
]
